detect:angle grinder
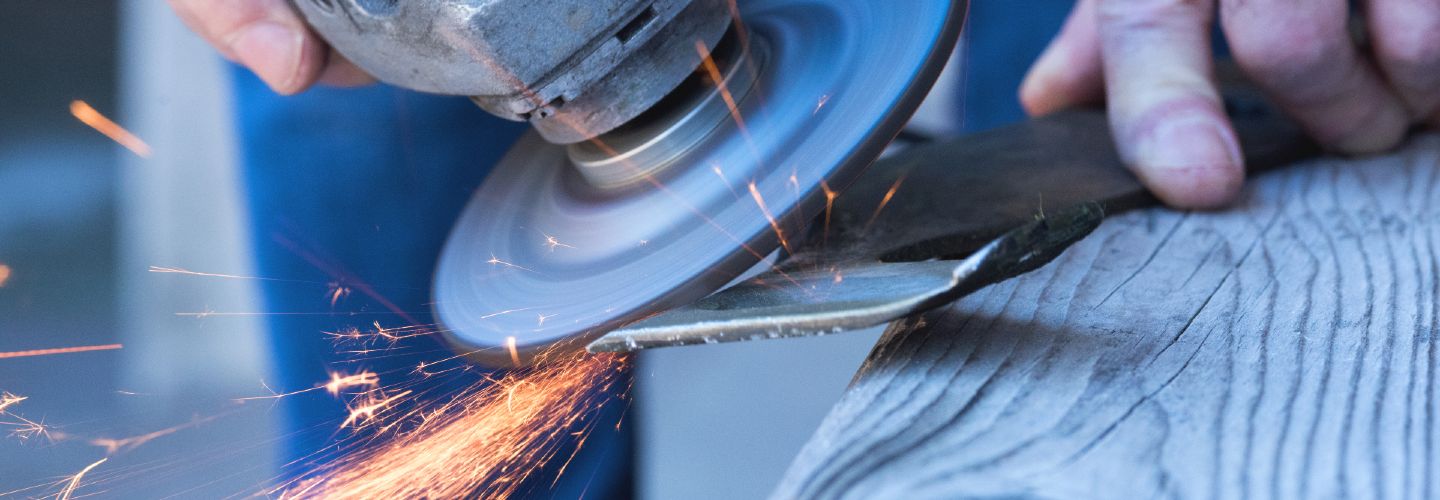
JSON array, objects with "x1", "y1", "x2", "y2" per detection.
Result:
[{"x1": 294, "y1": 0, "x2": 967, "y2": 364}]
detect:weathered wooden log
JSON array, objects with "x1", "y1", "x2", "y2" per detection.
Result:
[{"x1": 776, "y1": 135, "x2": 1440, "y2": 499}]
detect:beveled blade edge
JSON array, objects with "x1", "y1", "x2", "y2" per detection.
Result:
[{"x1": 587, "y1": 204, "x2": 1104, "y2": 353}]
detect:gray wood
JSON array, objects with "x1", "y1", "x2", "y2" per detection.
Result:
[{"x1": 775, "y1": 135, "x2": 1440, "y2": 499}]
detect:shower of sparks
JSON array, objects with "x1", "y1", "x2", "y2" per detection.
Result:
[
  {"x1": 864, "y1": 173, "x2": 909, "y2": 232},
  {"x1": 0, "y1": 264, "x2": 10, "y2": 288},
  {"x1": 747, "y1": 181, "x2": 792, "y2": 254},
  {"x1": 278, "y1": 353, "x2": 625, "y2": 499},
  {"x1": 58, "y1": 458, "x2": 106, "y2": 500},
  {"x1": 70, "y1": 100, "x2": 150, "y2": 158},
  {"x1": 0, "y1": 343, "x2": 123, "y2": 360}
]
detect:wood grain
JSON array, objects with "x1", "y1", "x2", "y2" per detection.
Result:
[{"x1": 775, "y1": 135, "x2": 1440, "y2": 499}]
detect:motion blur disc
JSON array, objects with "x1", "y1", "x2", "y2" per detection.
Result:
[{"x1": 435, "y1": 0, "x2": 966, "y2": 364}]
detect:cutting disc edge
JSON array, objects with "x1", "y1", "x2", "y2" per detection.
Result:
[{"x1": 433, "y1": 0, "x2": 967, "y2": 366}]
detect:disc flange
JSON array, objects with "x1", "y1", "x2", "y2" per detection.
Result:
[{"x1": 434, "y1": 0, "x2": 966, "y2": 364}]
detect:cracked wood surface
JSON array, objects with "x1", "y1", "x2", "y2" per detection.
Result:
[{"x1": 775, "y1": 135, "x2": 1440, "y2": 499}]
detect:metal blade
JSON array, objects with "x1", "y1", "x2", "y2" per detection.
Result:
[{"x1": 588, "y1": 204, "x2": 1103, "y2": 352}]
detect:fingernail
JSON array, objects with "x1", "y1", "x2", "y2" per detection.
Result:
[
  {"x1": 1141, "y1": 116, "x2": 1243, "y2": 171},
  {"x1": 230, "y1": 22, "x2": 305, "y2": 94},
  {"x1": 1133, "y1": 116, "x2": 1246, "y2": 208}
]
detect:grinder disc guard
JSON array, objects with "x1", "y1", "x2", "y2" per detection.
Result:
[{"x1": 434, "y1": 0, "x2": 966, "y2": 364}]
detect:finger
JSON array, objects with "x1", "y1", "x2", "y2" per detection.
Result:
[
  {"x1": 1098, "y1": 0, "x2": 1244, "y2": 209},
  {"x1": 317, "y1": 51, "x2": 378, "y2": 88},
  {"x1": 1021, "y1": 0, "x2": 1104, "y2": 116},
  {"x1": 1220, "y1": 0, "x2": 1408, "y2": 153},
  {"x1": 167, "y1": 0, "x2": 326, "y2": 94},
  {"x1": 1366, "y1": 0, "x2": 1440, "y2": 124}
]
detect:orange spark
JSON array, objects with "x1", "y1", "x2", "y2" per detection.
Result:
[
  {"x1": 747, "y1": 181, "x2": 792, "y2": 254},
  {"x1": 0, "y1": 406, "x2": 49, "y2": 443},
  {"x1": 0, "y1": 264, "x2": 10, "y2": 288},
  {"x1": 0, "y1": 343, "x2": 122, "y2": 360},
  {"x1": 70, "y1": 100, "x2": 150, "y2": 158},
  {"x1": 506, "y1": 336, "x2": 521, "y2": 366},
  {"x1": 89, "y1": 414, "x2": 221, "y2": 454},
  {"x1": 149, "y1": 265, "x2": 274, "y2": 281},
  {"x1": 480, "y1": 307, "x2": 536, "y2": 320},
  {"x1": 864, "y1": 174, "x2": 909, "y2": 232},
  {"x1": 542, "y1": 233, "x2": 575, "y2": 251},
  {"x1": 0, "y1": 392, "x2": 24, "y2": 413},
  {"x1": 278, "y1": 354, "x2": 626, "y2": 499},
  {"x1": 58, "y1": 458, "x2": 106, "y2": 500},
  {"x1": 695, "y1": 40, "x2": 749, "y2": 137},
  {"x1": 237, "y1": 370, "x2": 380, "y2": 403},
  {"x1": 820, "y1": 180, "x2": 839, "y2": 246},
  {"x1": 328, "y1": 284, "x2": 352, "y2": 307},
  {"x1": 340, "y1": 390, "x2": 412, "y2": 430},
  {"x1": 486, "y1": 254, "x2": 536, "y2": 273},
  {"x1": 725, "y1": 0, "x2": 758, "y2": 80},
  {"x1": 814, "y1": 94, "x2": 831, "y2": 115},
  {"x1": 0, "y1": 392, "x2": 50, "y2": 442},
  {"x1": 711, "y1": 163, "x2": 740, "y2": 197},
  {"x1": 325, "y1": 371, "x2": 380, "y2": 397},
  {"x1": 8, "y1": 418, "x2": 50, "y2": 442}
]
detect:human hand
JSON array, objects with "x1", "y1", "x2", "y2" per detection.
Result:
[
  {"x1": 167, "y1": 0, "x2": 375, "y2": 94},
  {"x1": 1020, "y1": 0, "x2": 1426, "y2": 208}
]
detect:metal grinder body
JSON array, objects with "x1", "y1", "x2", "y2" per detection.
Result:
[{"x1": 293, "y1": 0, "x2": 731, "y2": 144}]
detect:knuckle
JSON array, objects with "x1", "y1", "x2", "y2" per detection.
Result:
[
  {"x1": 1374, "y1": 24, "x2": 1440, "y2": 77},
  {"x1": 1228, "y1": 18, "x2": 1349, "y2": 92}
]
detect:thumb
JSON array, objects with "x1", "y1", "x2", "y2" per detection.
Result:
[{"x1": 168, "y1": 0, "x2": 326, "y2": 94}]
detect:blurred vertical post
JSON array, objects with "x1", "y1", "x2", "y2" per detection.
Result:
[{"x1": 116, "y1": 0, "x2": 276, "y2": 487}]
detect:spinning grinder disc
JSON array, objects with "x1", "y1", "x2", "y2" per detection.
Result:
[{"x1": 434, "y1": 0, "x2": 966, "y2": 364}]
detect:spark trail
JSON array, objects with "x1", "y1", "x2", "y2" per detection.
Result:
[
  {"x1": 70, "y1": 100, "x2": 150, "y2": 158},
  {"x1": 0, "y1": 344, "x2": 123, "y2": 360},
  {"x1": 58, "y1": 458, "x2": 106, "y2": 500}
]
